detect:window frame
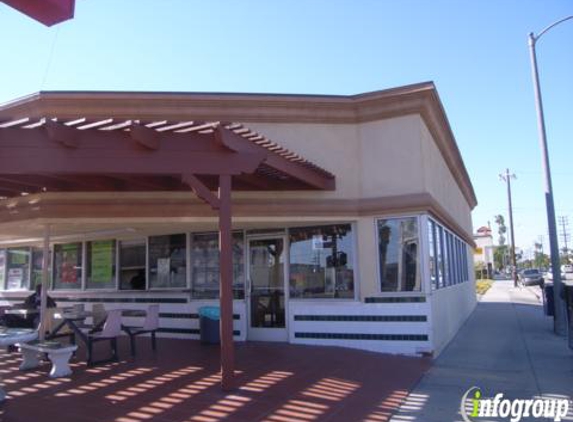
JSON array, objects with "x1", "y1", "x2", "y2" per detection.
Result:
[
  {"x1": 51, "y1": 242, "x2": 85, "y2": 292},
  {"x1": 117, "y1": 238, "x2": 148, "y2": 291},
  {"x1": 374, "y1": 213, "x2": 424, "y2": 296},
  {"x1": 189, "y1": 230, "x2": 246, "y2": 300},
  {"x1": 286, "y1": 222, "x2": 358, "y2": 301},
  {"x1": 85, "y1": 239, "x2": 118, "y2": 291},
  {"x1": 147, "y1": 232, "x2": 189, "y2": 291},
  {"x1": 4, "y1": 247, "x2": 32, "y2": 291},
  {"x1": 426, "y1": 216, "x2": 472, "y2": 290}
]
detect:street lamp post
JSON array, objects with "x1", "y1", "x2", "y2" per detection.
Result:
[{"x1": 528, "y1": 15, "x2": 573, "y2": 336}]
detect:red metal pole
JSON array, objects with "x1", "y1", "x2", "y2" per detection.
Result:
[{"x1": 218, "y1": 174, "x2": 234, "y2": 390}]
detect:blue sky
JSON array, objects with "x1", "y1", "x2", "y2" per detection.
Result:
[{"x1": 0, "y1": 0, "x2": 572, "y2": 257}]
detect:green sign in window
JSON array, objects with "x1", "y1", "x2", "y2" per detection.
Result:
[{"x1": 90, "y1": 240, "x2": 113, "y2": 284}]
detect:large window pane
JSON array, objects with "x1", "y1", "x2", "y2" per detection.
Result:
[
  {"x1": 119, "y1": 239, "x2": 146, "y2": 290},
  {"x1": 449, "y1": 233, "x2": 455, "y2": 285},
  {"x1": 6, "y1": 248, "x2": 30, "y2": 290},
  {"x1": 31, "y1": 248, "x2": 51, "y2": 290},
  {"x1": 289, "y1": 224, "x2": 355, "y2": 299},
  {"x1": 191, "y1": 232, "x2": 245, "y2": 299},
  {"x1": 436, "y1": 226, "x2": 444, "y2": 288},
  {"x1": 378, "y1": 217, "x2": 420, "y2": 292},
  {"x1": 462, "y1": 243, "x2": 469, "y2": 281},
  {"x1": 0, "y1": 250, "x2": 5, "y2": 290},
  {"x1": 53, "y1": 243, "x2": 83, "y2": 290},
  {"x1": 148, "y1": 234, "x2": 186, "y2": 288},
  {"x1": 428, "y1": 220, "x2": 438, "y2": 290},
  {"x1": 86, "y1": 240, "x2": 116, "y2": 289}
]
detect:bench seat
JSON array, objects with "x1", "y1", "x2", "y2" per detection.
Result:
[{"x1": 18, "y1": 341, "x2": 78, "y2": 378}]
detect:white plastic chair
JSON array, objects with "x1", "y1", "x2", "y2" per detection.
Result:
[
  {"x1": 123, "y1": 305, "x2": 159, "y2": 357},
  {"x1": 86, "y1": 309, "x2": 122, "y2": 366}
]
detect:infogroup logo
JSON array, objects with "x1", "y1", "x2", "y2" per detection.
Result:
[{"x1": 460, "y1": 387, "x2": 570, "y2": 422}]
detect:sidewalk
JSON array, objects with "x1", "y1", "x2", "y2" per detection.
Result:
[{"x1": 390, "y1": 280, "x2": 572, "y2": 422}]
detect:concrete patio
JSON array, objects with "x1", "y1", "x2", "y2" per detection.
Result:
[{"x1": 0, "y1": 338, "x2": 430, "y2": 422}]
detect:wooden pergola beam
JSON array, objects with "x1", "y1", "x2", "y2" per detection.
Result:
[
  {"x1": 182, "y1": 174, "x2": 220, "y2": 209},
  {"x1": 216, "y1": 126, "x2": 334, "y2": 190},
  {"x1": 0, "y1": 127, "x2": 264, "y2": 175}
]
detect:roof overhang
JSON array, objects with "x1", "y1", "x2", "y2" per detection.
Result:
[{"x1": 0, "y1": 82, "x2": 475, "y2": 207}]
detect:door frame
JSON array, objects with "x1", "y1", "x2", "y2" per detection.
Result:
[{"x1": 245, "y1": 234, "x2": 290, "y2": 342}]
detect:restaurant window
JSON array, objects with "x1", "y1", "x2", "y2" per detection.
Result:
[
  {"x1": 148, "y1": 234, "x2": 186, "y2": 289},
  {"x1": 0, "y1": 250, "x2": 5, "y2": 290},
  {"x1": 461, "y1": 241, "x2": 467, "y2": 281},
  {"x1": 378, "y1": 217, "x2": 421, "y2": 292},
  {"x1": 289, "y1": 224, "x2": 355, "y2": 299},
  {"x1": 5, "y1": 247, "x2": 30, "y2": 290},
  {"x1": 446, "y1": 232, "x2": 454, "y2": 286},
  {"x1": 53, "y1": 243, "x2": 83, "y2": 290},
  {"x1": 436, "y1": 226, "x2": 444, "y2": 288},
  {"x1": 456, "y1": 239, "x2": 463, "y2": 284},
  {"x1": 190, "y1": 232, "x2": 245, "y2": 299},
  {"x1": 428, "y1": 220, "x2": 438, "y2": 290},
  {"x1": 31, "y1": 247, "x2": 51, "y2": 290},
  {"x1": 86, "y1": 240, "x2": 116, "y2": 290},
  {"x1": 119, "y1": 239, "x2": 146, "y2": 290}
]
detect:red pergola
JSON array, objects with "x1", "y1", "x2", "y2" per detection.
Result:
[
  {"x1": 0, "y1": 116, "x2": 335, "y2": 390},
  {"x1": 3, "y1": 0, "x2": 75, "y2": 26}
]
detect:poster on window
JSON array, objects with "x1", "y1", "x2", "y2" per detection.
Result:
[
  {"x1": 7, "y1": 268, "x2": 23, "y2": 290},
  {"x1": 91, "y1": 240, "x2": 113, "y2": 284},
  {"x1": 61, "y1": 244, "x2": 79, "y2": 284}
]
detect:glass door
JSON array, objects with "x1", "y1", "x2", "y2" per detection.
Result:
[{"x1": 247, "y1": 237, "x2": 288, "y2": 342}]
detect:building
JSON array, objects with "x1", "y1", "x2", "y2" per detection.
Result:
[
  {"x1": 474, "y1": 226, "x2": 494, "y2": 278},
  {"x1": 0, "y1": 82, "x2": 477, "y2": 362}
]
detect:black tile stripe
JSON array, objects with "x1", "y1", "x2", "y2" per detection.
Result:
[
  {"x1": 0, "y1": 296, "x2": 188, "y2": 304},
  {"x1": 159, "y1": 313, "x2": 240, "y2": 320},
  {"x1": 365, "y1": 297, "x2": 426, "y2": 303},
  {"x1": 0, "y1": 299, "x2": 240, "y2": 320},
  {"x1": 158, "y1": 328, "x2": 240, "y2": 336},
  {"x1": 294, "y1": 332, "x2": 428, "y2": 341},
  {"x1": 294, "y1": 315, "x2": 427, "y2": 322},
  {"x1": 53, "y1": 297, "x2": 188, "y2": 304}
]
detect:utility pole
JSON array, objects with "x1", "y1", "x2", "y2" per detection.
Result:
[
  {"x1": 558, "y1": 216, "x2": 569, "y2": 263},
  {"x1": 500, "y1": 169, "x2": 518, "y2": 287}
]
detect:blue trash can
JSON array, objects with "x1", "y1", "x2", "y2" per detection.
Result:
[
  {"x1": 543, "y1": 284, "x2": 555, "y2": 317},
  {"x1": 199, "y1": 306, "x2": 220, "y2": 344}
]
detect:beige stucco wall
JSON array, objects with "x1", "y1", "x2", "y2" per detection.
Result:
[
  {"x1": 357, "y1": 116, "x2": 425, "y2": 198},
  {"x1": 419, "y1": 120, "x2": 473, "y2": 235},
  {"x1": 249, "y1": 115, "x2": 430, "y2": 200},
  {"x1": 249, "y1": 115, "x2": 472, "y2": 237},
  {"x1": 244, "y1": 122, "x2": 360, "y2": 199}
]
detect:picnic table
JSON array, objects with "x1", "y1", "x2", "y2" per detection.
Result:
[
  {"x1": 0, "y1": 328, "x2": 37, "y2": 401},
  {"x1": 47, "y1": 309, "x2": 147, "y2": 344}
]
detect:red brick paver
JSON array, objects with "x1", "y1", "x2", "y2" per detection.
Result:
[{"x1": 0, "y1": 339, "x2": 430, "y2": 422}]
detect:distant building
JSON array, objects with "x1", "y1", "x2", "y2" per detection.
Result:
[{"x1": 474, "y1": 226, "x2": 494, "y2": 277}]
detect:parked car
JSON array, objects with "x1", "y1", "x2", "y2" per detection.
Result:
[{"x1": 518, "y1": 269, "x2": 544, "y2": 286}]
